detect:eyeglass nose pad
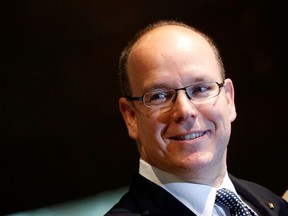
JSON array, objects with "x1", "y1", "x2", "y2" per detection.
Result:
[
  {"x1": 173, "y1": 89, "x2": 192, "y2": 103},
  {"x1": 185, "y1": 91, "x2": 193, "y2": 100},
  {"x1": 172, "y1": 93, "x2": 178, "y2": 103}
]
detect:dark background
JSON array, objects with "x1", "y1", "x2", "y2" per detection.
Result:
[{"x1": 1, "y1": 0, "x2": 287, "y2": 215}]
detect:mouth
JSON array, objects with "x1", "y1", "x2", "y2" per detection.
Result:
[{"x1": 171, "y1": 132, "x2": 205, "y2": 141}]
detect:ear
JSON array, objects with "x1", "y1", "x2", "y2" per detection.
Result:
[
  {"x1": 223, "y1": 78, "x2": 237, "y2": 122},
  {"x1": 119, "y1": 97, "x2": 139, "y2": 139}
]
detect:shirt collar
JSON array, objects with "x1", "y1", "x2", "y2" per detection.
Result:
[{"x1": 139, "y1": 158, "x2": 236, "y2": 215}]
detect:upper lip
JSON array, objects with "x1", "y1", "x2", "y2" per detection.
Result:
[{"x1": 170, "y1": 131, "x2": 205, "y2": 140}]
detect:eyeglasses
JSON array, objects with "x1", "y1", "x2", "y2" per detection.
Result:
[{"x1": 125, "y1": 81, "x2": 224, "y2": 108}]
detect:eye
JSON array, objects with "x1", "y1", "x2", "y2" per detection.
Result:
[
  {"x1": 188, "y1": 82, "x2": 216, "y2": 99},
  {"x1": 149, "y1": 91, "x2": 169, "y2": 101},
  {"x1": 144, "y1": 90, "x2": 174, "y2": 106},
  {"x1": 193, "y1": 84, "x2": 211, "y2": 93}
]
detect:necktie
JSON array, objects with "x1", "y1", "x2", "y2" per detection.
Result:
[{"x1": 215, "y1": 188, "x2": 257, "y2": 216}]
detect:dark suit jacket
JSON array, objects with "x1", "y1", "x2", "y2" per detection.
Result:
[{"x1": 105, "y1": 172, "x2": 288, "y2": 216}]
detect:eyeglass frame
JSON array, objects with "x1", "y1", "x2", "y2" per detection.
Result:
[{"x1": 124, "y1": 80, "x2": 225, "y2": 108}]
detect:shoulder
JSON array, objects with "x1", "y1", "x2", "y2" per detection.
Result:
[
  {"x1": 229, "y1": 174, "x2": 281, "y2": 197},
  {"x1": 229, "y1": 173, "x2": 288, "y2": 214},
  {"x1": 104, "y1": 173, "x2": 195, "y2": 215},
  {"x1": 104, "y1": 191, "x2": 143, "y2": 215}
]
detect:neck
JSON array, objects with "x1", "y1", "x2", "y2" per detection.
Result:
[{"x1": 139, "y1": 158, "x2": 227, "y2": 187}]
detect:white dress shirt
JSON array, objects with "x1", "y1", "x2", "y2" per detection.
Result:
[{"x1": 139, "y1": 159, "x2": 257, "y2": 216}]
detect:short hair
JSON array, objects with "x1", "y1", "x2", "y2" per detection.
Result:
[{"x1": 119, "y1": 20, "x2": 225, "y2": 97}]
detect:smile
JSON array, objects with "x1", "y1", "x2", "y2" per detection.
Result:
[{"x1": 172, "y1": 132, "x2": 205, "y2": 140}]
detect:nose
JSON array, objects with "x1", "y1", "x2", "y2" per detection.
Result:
[{"x1": 171, "y1": 90, "x2": 197, "y2": 122}]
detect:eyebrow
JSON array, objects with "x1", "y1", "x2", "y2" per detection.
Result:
[
  {"x1": 143, "y1": 77, "x2": 209, "y2": 92},
  {"x1": 143, "y1": 83, "x2": 170, "y2": 92}
]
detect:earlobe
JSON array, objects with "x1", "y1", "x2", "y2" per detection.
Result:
[
  {"x1": 119, "y1": 97, "x2": 138, "y2": 139},
  {"x1": 223, "y1": 79, "x2": 237, "y2": 122}
]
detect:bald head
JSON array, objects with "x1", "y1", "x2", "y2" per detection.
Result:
[{"x1": 119, "y1": 20, "x2": 225, "y2": 97}]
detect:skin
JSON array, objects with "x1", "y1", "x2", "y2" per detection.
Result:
[{"x1": 119, "y1": 25, "x2": 237, "y2": 187}]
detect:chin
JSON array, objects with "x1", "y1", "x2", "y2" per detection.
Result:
[{"x1": 179, "y1": 152, "x2": 214, "y2": 169}]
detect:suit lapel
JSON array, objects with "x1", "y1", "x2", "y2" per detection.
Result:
[
  {"x1": 129, "y1": 173, "x2": 197, "y2": 215},
  {"x1": 230, "y1": 174, "x2": 282, "y2": 216}
]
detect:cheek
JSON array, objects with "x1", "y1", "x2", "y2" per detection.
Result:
[
  {"x1": 206, "y1": 103, "x2": 233, "y2": 139},
  {"x1": 137, "y1": 112, "x2": 157, "y2": 135},
  {"x1": 197, "y1": 100, "x2": 231, "y2": 130},
  {"x1": 137, "y1": 115, "x2": 168, "y2": 159},
  {"x1": 196, "y1": 102, "x2": 221, "y2": 118},
  {"x1": 138, "y1": 111, "x2": 167, "y2": 143},
  {"x1": 145, "y1": 117, "x2": 164, "y2": 136}
]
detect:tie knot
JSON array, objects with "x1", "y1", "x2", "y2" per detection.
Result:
[
  {"x1": 216, "y1": 188, "x2": 242, "y2": 208},
  {"x1": 215, "y1": 188, "x2": 257, "y2": 216}
]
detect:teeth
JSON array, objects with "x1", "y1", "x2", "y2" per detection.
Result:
[{"x1": 175, "y1": 132, "x2": 204, "y2": 140}]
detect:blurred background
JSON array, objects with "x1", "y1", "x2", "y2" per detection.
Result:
[{"x1": 2, "y1": 0, "x2": 287, "y2": 215}]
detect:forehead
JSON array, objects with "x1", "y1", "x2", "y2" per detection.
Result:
[
  {"x1": 128, "y1": 25, "x2": 217, "y2": 72},
  {"x1": 126, "y1": 25, "x2": 221, "y2": 92}
]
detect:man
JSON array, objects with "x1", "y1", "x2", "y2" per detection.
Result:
[{"x1": 105, "y1": 20, "x2": 288, "y2": 215}]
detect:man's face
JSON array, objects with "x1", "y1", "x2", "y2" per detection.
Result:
[{"x1": 120, "y1": 25, "x2": 237, "y2": 182}]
